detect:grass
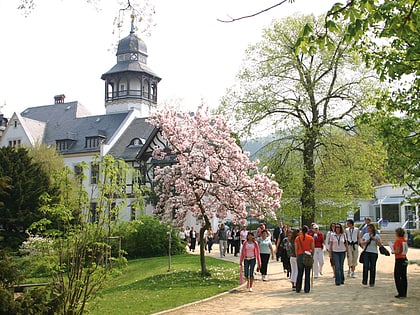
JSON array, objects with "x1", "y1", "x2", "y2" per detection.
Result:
[{"x1": 87, "y1": 254, "x2": 239, "y2": 315}]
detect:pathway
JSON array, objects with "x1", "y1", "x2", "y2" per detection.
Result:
[{"x1": 156, "y1": 244, "x2": 420, "y2": 315}]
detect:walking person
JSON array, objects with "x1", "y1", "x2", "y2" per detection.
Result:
[
  {"x1": 227, "y1": 226, "x2": 234, "y2": 254},
  {"x1": 258, "y1": 229, "x2": 275, "y2": 281},
  {"x1": 273, "y1": 221, "x2": 284, "y2": 261},
  {"x1": 279, "y1": 227, "x2": 292, "y2": 277},
  {"x1": 360, "y1": 223, "x2": 382, "y2": 287},
  {"x1": 207, "y1": 227, "x2": 214, "y2": 253},
  {"x1": 312, "y1": 224, "x2": 324, "y2": 278},
  {"x1": 345, "y1": 219, "x2": 360, "y2": 278},
  {"x1": 233, "y1": 225, "x2": 241, "y2": 256},
  {"x1": 325, "y1": 222, "x2": 336, "y2": 278},
  {"x1": 392, "y1": 227, "x2": 408, "y2": 298},
  {"x1": 240, "y1": 232, "x2": 261, "y2": 292},
  {"x1": 240, "y1": 226, "x2": 248, "y2": 251},
  {"x1": 330, "y1": 223, "x2": 348, "y2": 286},
  {"x1": 189, "y1": 226, "x2": 197, "y2": 252},
  {"x1": 289, "y1": 229, "x2": 299, "y2": 290},
  {"x1": 218, "y1": 224, "x2": 227, "y2": 258},
  {"x1": 295, "y1": 225, "x2": 314, "y2": 293}
]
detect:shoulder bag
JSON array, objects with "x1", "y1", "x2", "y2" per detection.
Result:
[{"x1": 359, "y1": 238, "x2": 371, "y2": 264}]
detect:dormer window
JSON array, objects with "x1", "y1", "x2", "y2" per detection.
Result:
[
  {"x1": 129, "y1": 137, "x2": 144, "y2": 146},
  {"x1": 56, "y1": 139, "x2": 75, "y2": 151},
  {"x1": 85, "y1": 136, "x2": 105, "y2": 148}
]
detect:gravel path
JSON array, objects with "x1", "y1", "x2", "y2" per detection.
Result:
[{"x1": 156, "y1": 244, "x2": 420, "y2": 315}]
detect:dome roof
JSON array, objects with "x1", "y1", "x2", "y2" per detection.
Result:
[{"x1": 116, "y1": 31, "x2": 148, "y2": 56}]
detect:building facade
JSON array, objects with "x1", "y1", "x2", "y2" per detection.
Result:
[
  {"x1": 358, "y1": 184, "x2": 419, "y2": 231},
  {"x1": 0, "y1": 21, "x2": 161, "y2": 222}
]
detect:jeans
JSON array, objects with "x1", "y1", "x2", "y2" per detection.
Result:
[
  {"x1": 333, "y1": 251, "x2": 346, "y2": 285},
  {"x1": 219, "y1": 240, "x2": 227, "y2": 257},
  {"x1": 362, "y1": 251, "x2": 378, "y2": 285},
  {"x1": 394, "y1": 258, "x2": 408, "y2": 297},
  {"x1": 243, "y1": 258, "x2": 256, "y2": 279},
  {"x1": 296, "y1": 254, "x2": 312, "y2": 293}
]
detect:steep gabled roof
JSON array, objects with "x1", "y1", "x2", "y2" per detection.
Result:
[
  {"x1": 108, "y1": 117, "x2": 156, "y2": 161},
  {"x1": 20, "y1": 116, "x2": 46, "y2": 145}
]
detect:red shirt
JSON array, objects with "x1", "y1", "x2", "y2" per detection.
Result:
[
  {"x1": 394, "y1": 236, "x2": 407, "y2": 259},
  {"x1": 313, "y1": 231, "x2": 324, "y2": 248}
]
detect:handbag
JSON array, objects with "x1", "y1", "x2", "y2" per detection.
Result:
[
  {"x1": 379, "y1": 245, "x2": 390, "y2": 256},
  {"x1": 298, "y1": 236, "x2": 313, "y2": 266},
  {"x1": 239, "y1": 264, "x2": 244, "y2": 285},
  {"x1": 359, "y1": 238, "x2": 372, "y2": 264}
]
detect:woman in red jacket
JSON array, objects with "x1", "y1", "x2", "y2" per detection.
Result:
[{"x1": 392, "y1": 227, "x2": 408, "y2": 298}]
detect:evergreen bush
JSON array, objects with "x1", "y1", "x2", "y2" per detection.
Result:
[{"x1": 117, "y1": 216, "x2": 186, "y2": 259}]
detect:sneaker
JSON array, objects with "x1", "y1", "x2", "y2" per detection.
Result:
[
  {"x1": 351, "y1": 272, "x2": 355, "y2": 278},
  {"x1": 347, "y1": 270, "x2": 351, "y2": 276},
  {"x1": 320, "y1": 271, "x2": 323, "y2": 275},
  {"x1": 249, "y1": 287, "x2": 253, "y2": 292}
]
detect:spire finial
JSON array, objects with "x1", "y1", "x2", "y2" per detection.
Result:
[{"x1": 130, "y1": 12, "x2": 135, "y2": 34}]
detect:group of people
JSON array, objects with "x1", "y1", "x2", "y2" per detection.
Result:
[
  {"x1": 185, "y1": 218, "x2": 409, "y2": 298},
  {"x1": 239, "y1": 218, "x2": 409, "y2": 298}
]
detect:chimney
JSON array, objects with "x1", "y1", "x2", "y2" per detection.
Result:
[{"x1": 54, "y1": 94, "x2": 66, "y2": 104}]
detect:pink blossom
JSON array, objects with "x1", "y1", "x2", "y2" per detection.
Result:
[{"x1": 147, "y1": 106, "x2": 282, "y2": 226}]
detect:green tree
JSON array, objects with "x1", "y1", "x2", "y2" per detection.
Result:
[
  {"x1": 218, "y1": 15, "x2": 379, "y2": 226},
  {"x1": 300, "y1": 0, "x2": 420, "y2": 195},
  {"x1": 32, "y1": 154, "x2": 145, "y2": 315},
  {"x1": 0, "y1": 147, "x2": 52, "y2": 249},
  {"x1": 258, "y1": 124, "x2": 386, "y2": 225}
]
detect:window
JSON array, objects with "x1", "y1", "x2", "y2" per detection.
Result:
[
  {"x1": 85, "y1": 136, "x2": 105, "y2": 148},
  {"x1": 90, "y1": 162, "x2": 99, "y2": 184},
  {"x1": 129, "y1": 138, "x2": 143, "y2": 146},
  {"x1": 56, "y1": 140, "x2": 68, "y2": 151},
  {"x1": 9, "y1": 139, "x2": 21, "y2": 147},
  {"x1": 74, "y1": 164, "x2": 83, "y2": 183},
  {"x1": 90, "y1": 202, "x2": 97, "y2": 223},
  {"x1": 130, "y1": 206, "x2": 136, "y2": 221},
  {"x1": 382, "y1": 204, "x2": 400, "y2": 222},
  {"x1": 14, "y1": 120, "x2": 17, "y2": 127}
]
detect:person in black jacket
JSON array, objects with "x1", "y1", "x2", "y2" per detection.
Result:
[{"x1": 189, "y1": 226, "x2": 197, "y2": 252}]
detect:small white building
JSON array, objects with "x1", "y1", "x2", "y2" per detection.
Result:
[{"x1": 358, "y1": 184, "x2": 419, "y2": 231}]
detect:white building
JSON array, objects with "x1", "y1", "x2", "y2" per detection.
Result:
[
  {"x1": 0, "y1": 21, "x2": 161, "y2": 223},
  {"x1": 358, "y1": 184, "x2": 419, "y2": 231}
]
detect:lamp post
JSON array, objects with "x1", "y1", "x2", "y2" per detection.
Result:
[{"x1": 167, "y1": 224, "x2": 172, "y2": 271}]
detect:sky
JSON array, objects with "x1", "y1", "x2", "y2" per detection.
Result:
[{"x1": 0, "y1": 0, "x2": 338, "y2": 118}]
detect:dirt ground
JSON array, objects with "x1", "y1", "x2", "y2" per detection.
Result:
[{"x1": 155, "y1": 244, "x2": 420, "y2": 315}]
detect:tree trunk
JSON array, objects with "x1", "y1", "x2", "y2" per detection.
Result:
[
  {"x1": 199, "y1": 218, "x2": 211, "y2": 276},
  {"x1": 301, "y1": 131, "x2": 316, "y2": 227}
]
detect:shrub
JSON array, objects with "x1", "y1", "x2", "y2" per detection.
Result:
[
  {"x1": 413, "y1": 234, "x2": 420, "y2": 248},
  {"x1": 116, "y1": 216, "x2": 186, "y2": 259}
]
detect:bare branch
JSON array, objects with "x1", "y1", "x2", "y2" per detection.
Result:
[{"x1": 217, "y1": 0, "x2": 291, "y2": 23}]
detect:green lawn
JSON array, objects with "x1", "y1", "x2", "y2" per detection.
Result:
[{"x1": 87, "y1": 254, "x2": 239, "y2": 315}]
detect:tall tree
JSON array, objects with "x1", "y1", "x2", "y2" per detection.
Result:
[
  {"x1": 258, "y1": 124, "x2": 386, "y2": 225},
  {"x1": 301, "y1": 0, "x2": 420, "y2": 195},
  {"x1": 0, "y1": 146, "x2": 52, "y2": 249},
  {"x1": 218, "y1": 15, "x2": 379, "y2": 226},
  {"x1": 148, "y1": 106, "x2": 282, "y2": 275},
  {"x1": 32, "y1": 154, "x2": 144, "y2": 315}
]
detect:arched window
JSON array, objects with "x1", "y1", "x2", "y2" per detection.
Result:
[{"x1": 143, "y1": 80, "x2": 150, "y2": 99}]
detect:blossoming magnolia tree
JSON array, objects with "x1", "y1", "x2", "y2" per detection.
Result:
[{"x1": 148, "y1": 106, "x2": 282, "y2": 275}]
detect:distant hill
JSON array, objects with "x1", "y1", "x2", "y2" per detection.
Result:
[{"x1": 242, "y1": 135, "x2": 274, "y2": 160}]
